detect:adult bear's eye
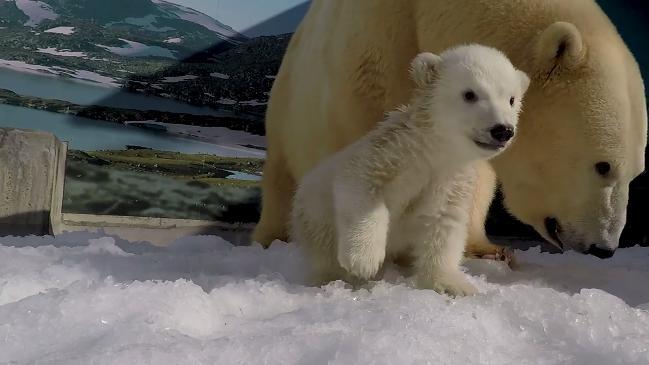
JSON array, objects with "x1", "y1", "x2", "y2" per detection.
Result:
[
  {"x1": 463, "y1": 90, "x2": 478, "y2": 103},
  {"x1": 595, "y1": 162, "x2": 611, "y2": 176},
  {"x1": 510, "y1": 97, "x2": 515, "y2": 106}
]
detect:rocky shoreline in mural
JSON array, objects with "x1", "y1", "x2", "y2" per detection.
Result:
[
  {"x1": 64, "y1": 149, "x2": 263, "y2": 222},
  {"x1": 0, "y1": 88, "x2": 265, "y2": 135}
]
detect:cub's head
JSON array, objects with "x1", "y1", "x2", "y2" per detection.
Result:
[{"x1": 410, "y1": 45, "x2": 530, "y2": 160}]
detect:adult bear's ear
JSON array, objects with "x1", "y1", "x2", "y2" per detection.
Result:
[
  {"x1": 534, "y1": 22, "x2": 586, "y2": 83},
  {"x1": 410, "y1": 52, "x2": 442, "y2": 88},
  {"x1": 517, "y1": 69, "x2": 531, "y2": 94}
]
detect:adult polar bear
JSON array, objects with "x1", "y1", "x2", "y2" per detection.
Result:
[{"x1": 255, "y1": 1, "x2": 647, "y2": 260}]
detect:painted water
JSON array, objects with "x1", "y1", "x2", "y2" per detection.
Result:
[
  {"x1": 0, "y1": 68, "x2": 262, "y2": 158},
  {"x1": 0, "y1": 68, "x2": 263, "y2": 220},
  {"x1": 0, "y1": 104, "x2": 259, "y2": 157},
  {"x1": 0, "y1": 67, "x2": 224, "y2": 115}
]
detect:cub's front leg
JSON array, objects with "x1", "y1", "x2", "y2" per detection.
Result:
[
  {"x1": 407, "y1": 178, "x2": 478, "y2": 296},
  {"x1": 333, "y1": 176, "x2": 389, "y2": 280}
]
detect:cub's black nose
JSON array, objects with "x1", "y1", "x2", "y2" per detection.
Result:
[
  {"x1": 490, "y1": 124, "x2": 515, "y2": 143},
  {"x1": 585, "y1": 244, "x2": 615, "y2": 259}
]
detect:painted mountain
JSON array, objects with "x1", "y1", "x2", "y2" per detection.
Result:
[
  {"x1": 0, "y1": 0, "x2": 292, "y2": 111},
  {"x1": 0, "y1": 0, "x2": 246, "y2": 54}
]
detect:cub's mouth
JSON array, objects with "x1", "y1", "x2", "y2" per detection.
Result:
[
  {"x1": 544, "y1": 217, "x2": 565, "y2": 250},
  {"x1": 473, "y1": 140, "x2": 506, "y2": 151}
]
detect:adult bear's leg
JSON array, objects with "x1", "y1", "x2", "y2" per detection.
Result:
[
  {"x1": 464, "y1": 161, "x2": 515, "y2": 265},
  {"x1": 252, "y1": 148, "x2": 294, "y2": 248}
]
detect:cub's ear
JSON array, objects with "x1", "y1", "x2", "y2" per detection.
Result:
[
  {"x1": 534, "y1": 22, "x2": 585, "y2": 82},
  {"x1": 410, "y1": 52, "x2": 442, "y2": 87},
  {"x1": 517, "y1": 69, "x2": 531, "y2": 94}
]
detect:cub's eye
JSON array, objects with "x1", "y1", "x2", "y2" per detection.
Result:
[
  {"x1": 595, "y1": 162, "x2": 611, "y2": 176},
  {"x1": 463, "y1": 90, "x2": 478, "y2": 103},
  {"x1": 509, "y1": 97, "x2": 515, "y2": 106}
]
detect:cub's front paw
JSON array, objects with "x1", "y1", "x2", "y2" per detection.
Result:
[
  {"x1": 337, "y1": 245, "x2": 385, "y2": 280},
  {"x1": 416, "y1": 270, "x2": 478, "y2": 297}
]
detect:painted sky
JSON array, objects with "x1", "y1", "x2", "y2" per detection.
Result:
[{"x1": 170, "y1": 0, "x2": 307, "y2": 33}]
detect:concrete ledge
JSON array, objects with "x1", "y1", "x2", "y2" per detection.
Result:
[
  {"x1": 0, "y1": 127, "x2": 256, "y2": 246},
  {"x1": 59, "y1": 213, "x2": 255, "y2": 246},
  {"x1": 0, "y1": 128, "x2": 65, "y2": 236}
]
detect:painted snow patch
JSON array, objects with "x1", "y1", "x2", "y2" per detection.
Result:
[
  {"x1": 44, "y1": 26, "x2": 75, "y2": 35},
  {"x1": 240, "y1": 100, "x2": 267, "y2": 106},
  {"x1": 0, "y1": 59, "x2": 119, "y2": 87},
  {"x1": 160, "y1": 123, "x2": 266, "y2": 158},
  {"x1": 154, "y1": 0, "x2": 241, "y2": 39},
  {"x1": 217, "y1": 98, "x2": 236, "y2": 105},
  {"x1": 15, "y1": 0, "x2": 58, "y2": 27},
  {"x1": 161, "y1": 75, "x2": 198, "y2": 83},
  {"x1": 67, "y1": 69, "x2": 119, "y2": 86},
  {"x1": 37, "y1": 47, "x2": 86, "y2": 57},
  {"x1": 164, "y1": 37, "x2": 183, "y2": 44},
  {"x1": 0, "y1": 233, "x2": 648, "y2": 364},
  {"x1": 0, "y1": 58, "x2": 55, "y2": 75},
  {"x1": 97, "y1": 38, "x2": 177, "y2": 59},
  {"x1": 210, "y1": 72, "x2": 230, "y2": 80},
  {"x1": 106, "y1": 15, "x2": 174, "y2": 33}
]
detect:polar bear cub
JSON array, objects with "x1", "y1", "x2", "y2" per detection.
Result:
[{"x1": 290, "y1": 44, "x2": 530, "y2": 296}]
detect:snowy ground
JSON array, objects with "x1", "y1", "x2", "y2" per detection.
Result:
[{"x1": 0, "y1": 233, "x2": 648, "y2": 365}]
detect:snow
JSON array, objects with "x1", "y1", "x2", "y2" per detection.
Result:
[
  {"x1": 37, "y1": 47, "x2": 86, "y2": 57},
  {"x1": 0, "y1": 233, "x2": 648, "y2": 364},
  {"x1": 160, "y1": 122, "x2": 266, "y2": 157},
  {"x1": 119, "y1": 120, "x2": 265, "y2": 158},
  {"x1": 210, "y1": 72, "x2": 230, "y2": 79},
  {"x1": 164, "y1": 37, "x2": 183, "y2": 44},
  {"x1": 97, "y1": 38, "x2": 177, "y2": 59},
  {"x1": 240, "y1": 99, "x2": 268, "y2": 106},
  {"x1": 106, "y1": 15, "x2": 174, "y2": 33},
  {"x1": 0, "y1": 59, "x2": 120, "y2": 87},
  {"x1": 161, "y1": 74, "x2": 198, "y2": 83},
  {"x1": 69, "y1": 69, "x2": 119, "y2": 86},
  {"x1": 103, "y1": 2, "x2": 242, "y2": 41},
  {"x1": 0, "y1": 58, "x2": 54, "y2": 75},
  {"x1": 217, "y1": 98, "x2": 237, "y2": 105},
  {"x1": 154, "y1": 0, "x2": 241, "y2": 39},
  {"x1": 44, "y1": 26, "x2": 75, "y2": 35},
  {"x1": 15, "y1": 0, "x2": 58, "y2": 27}
]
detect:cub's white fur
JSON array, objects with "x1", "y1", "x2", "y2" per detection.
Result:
[{"x1": 290, "y1": 45, "x2": 530, "y2": 296}]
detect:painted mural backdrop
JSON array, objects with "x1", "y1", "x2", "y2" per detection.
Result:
[
  {"x1": 0, "y1": 0, "x2": 646, "y2": 245},
  {"x1": 0, "y1": 0, "x2": 308, "y2": 223}
]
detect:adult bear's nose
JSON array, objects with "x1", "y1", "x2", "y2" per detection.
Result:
[
  {"x1": 585, "y1": 244, "x2": 616, "y2": 259},
  {"x1": 490, "y1": 124, "x2": 515, "y2": 143}
]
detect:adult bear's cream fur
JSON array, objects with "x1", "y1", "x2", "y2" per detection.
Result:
[{"x1": 256, "y1": 1, "x2": 647, "y2": 261}]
